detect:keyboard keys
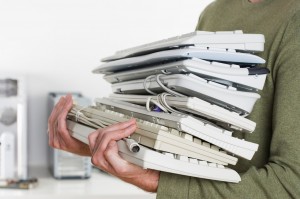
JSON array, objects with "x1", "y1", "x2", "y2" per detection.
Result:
[
  {"x1": 100, "y1": 30, "x2": 264, "y2": 62},
  {"x1": 68, "y1": 100, "x2": 257, "y2": 177},
  {"x1": 69, "y1": 120, "x2": 242, "y2": 183}
]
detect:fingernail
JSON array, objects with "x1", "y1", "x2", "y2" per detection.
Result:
[
  {"x1": 67, "y1": 95, "x2": 74, "y2": 103},
  {"x1": 66, "y1": 94, "x2": 71, "y2": 100},
  {"x1": 129, "y1": 118, "x2": 136, "y2": 123},
  {"x1": 124, "y1": 119, "x2": 133, "y2": 124},
  {"x1": 59, "y1": 97, "x2": 65, "y2": 102}
]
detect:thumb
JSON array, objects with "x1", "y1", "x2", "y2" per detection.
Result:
[
  {"x1": 104, "y1": 140, "x2": 143, "y2": 176},
  {"x1": 104, "y1": 140, "x2": 127, "y2": 167},
  {"x1": 106, "y1": 140, "x2": 119, "y2": 154}
]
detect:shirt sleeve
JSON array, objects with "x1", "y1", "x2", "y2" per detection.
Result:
[{"x1": 156, "y1": 11, "x2": 300, "y2": 199}]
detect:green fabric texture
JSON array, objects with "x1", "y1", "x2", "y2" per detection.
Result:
[{"x1": 157, "y1": 0, "x2": 300, "y2": 198}]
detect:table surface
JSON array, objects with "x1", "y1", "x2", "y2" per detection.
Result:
[{"x1": 0, "y1": 167, "x2": 157, "y2": 199}]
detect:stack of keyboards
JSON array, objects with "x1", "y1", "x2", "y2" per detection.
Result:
[{"x1": 67, "y1": 31, "x2": 269, "y2": 183}]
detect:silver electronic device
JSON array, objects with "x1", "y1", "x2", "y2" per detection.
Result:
[
  {"x1": 0, "y1": 132, "x2": 15, "y2": 179},
  {"x1": 68, "y1": 104, "x2": 238, "y2": 165},
  {"x1": 0, "y1": 75, "x2": 27, "y2": 180},
  {"x1": 66, "y1": 106, "x2": 241, "y2": 183},
  {"x1": 68, "y1": 121, "x2": 241, "y2": 183},
  {"x1": 95, "y1": 47, "x2": 265, "y2": 75},
  {"x1": 94, "y1": 98, "x2": 258, "y2": 160},
  {"x1": 102, "y1": 30, "x2": 265, "y2": 61},
  {"x1": 101, "y1": 58, "x2": 269, "y2": 91},
  {"x1": 48, "y1": 92, "x2": 92, "y2": 179}
]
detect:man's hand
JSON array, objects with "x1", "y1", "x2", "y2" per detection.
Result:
[
  {"x1": 88, "y1": 119, "x2": 160, "y2": 192},
  {"x1": 48, "y1": 94, "x2": 91, "y2": 156}
]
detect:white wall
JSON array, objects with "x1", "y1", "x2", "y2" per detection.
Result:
[{"x1": 0, "y1": 0, "x2": 213, "y2": 167}]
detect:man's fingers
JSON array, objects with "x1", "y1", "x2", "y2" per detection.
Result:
[
  {"x1": 48, "y1": 95, "x2": 73, "y2": 150},
  {"x1": 48, "y1": 97, "x2": 66, "y2": 147},
  {"x1": 91, "y1": 124, "x2": 136, "y2": 171},
  {"x1": 88, "y1": 130, "x2": 100, "y2": 151},
  {"x1": 103, "y1": 140, "x2": 122, "y2": 174},
  {"x1": 93, "y1": 124, "x2": 136, "y2": 155},
  {"x1": 48, "y1": 97, "x2": 66, "y2": 126},
  {"x1": 104, "y1": 140, "x2": 142, "y2": 176},
  {"x1": 57, "y1": 95, "x2": 74, "y2": 141},
  {"x1": 104, "y1": 123, "x2": 137, "y2": 141},
  {"x1": 101, "y1": 118, "x2": 136, "y2": 132}
]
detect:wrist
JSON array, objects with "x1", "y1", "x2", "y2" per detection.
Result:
[
  {"x1": 78, "y1": 144, "x2": 92, "y2": 156},
  {"x1": 143, "y1": 169, "x2": 160, "y2": 192},
  {"x1": 124, "y1": 169, "x2": 160, "y2": 192},
  {"x1": 63, "y1": 144, "x2": 91, "y2": 156}
]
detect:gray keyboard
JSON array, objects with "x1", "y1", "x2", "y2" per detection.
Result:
[
  {"x1": 102, "y1": 30, "x2": 265, "y2": 61},
  {"x1": 102, "y1": 58, "x2": 268, "y2": 91},
  {"x1": 68, "y1": 105, "x2": 237, "y2": 165},
  {"x1": 95, "y1": 47, "x2": 265, "y2": 74},
  {"x1": 111, "y1": 74, "x2": 260, "y2": 115},
  {"x1": 67, "y1": 111, "x2": 241, "y2": 183},
  {"x1": 109, "y1": 93, "x2": 256, "y2": 133},
  {"x1": 95, "y1": 98, "x2": 258, "y2": 160}
]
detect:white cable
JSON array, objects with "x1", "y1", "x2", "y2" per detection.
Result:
[
  {"x1": 140, "y1": 72, "x2": 187, "y2": 114},
  {"x1": 124, "y1": 138, "x2": 140, "y2": 153},
  {"x1": 70, "y1": 108, "x2": 107, "y2": 128},
  {"x1": 146, "y1": 96, "x2": 168, "y2": 113},
  {"x1": 69, "y1": 106, "x2": 140, "y2": 153},
  {"x1": 143, "y1": 75, "x2": 157, "y2": 95},
  {"x1": 146, "y1": 97, "x2": 152, "y2": 112},
  {"x1": 75, "y1": 107, "x2": 85, "y2": 122},
  {"x1": 155, "y1": 74, "x2": 185, "y2": 97},
  {"x1": 143, "y1": 74, "x2": 185, "y2": 97},
  {"x1": 161, "y1": 69, "x2": 171, "y2": 75},
  {"x1": 144, "y1": 93, "x2": 183, "y2": 114},
  {"x1": 70, "y1": 110, "x2": 101, "y2": 129},
  {"x1": 157, "y1": 93, "x2": 182, "y2": 114}
]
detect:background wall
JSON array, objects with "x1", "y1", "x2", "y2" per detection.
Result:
[{"x1": 0, "y1": 0, "x2": 213, "y2": 168}]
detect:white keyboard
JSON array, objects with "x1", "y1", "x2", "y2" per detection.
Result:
[
  {"x1": 68, "y1": 105, "x2": 237, "y2": 165},
  {"x1": 95, "y1": 98, "x2": 258, "y2": 160},
  {"x1": 109, "y1": 94, "x2": 256, "y2": 133},
  {"x1": 95, "y1": 47, "x2": 265, "y2": 74},
  {"x1": 102, "y1": 58, "x2": 269, "y2": 91},
  {"x1": 112, "y1": 74, "x2": 261, "y2": 115},
  {"x1": 67, "y1": 120, "x2": 241, "y2": 183},
  {"x1": 101, "y1": 30, "x2": 265, "y2": 61}
]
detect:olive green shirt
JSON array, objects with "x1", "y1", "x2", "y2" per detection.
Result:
[{"x1": 157, "y1": 0, "x2": 300, "y2": 198}]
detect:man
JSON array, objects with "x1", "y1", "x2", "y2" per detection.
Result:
[{"x1": 48, "y1": 0, "x2": 300, "y2": 198}]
